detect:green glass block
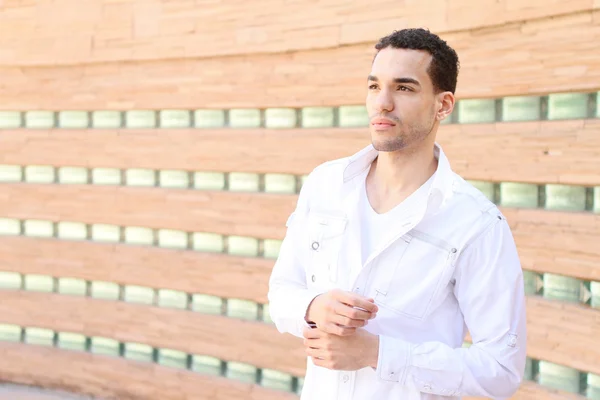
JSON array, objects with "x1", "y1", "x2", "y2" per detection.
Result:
[
  {"x1": 0, "y1": 272, "x2": 22, "y2": 290},
  {"x1": 594, "y1": 187, "x2": 600, "y2": 213},
  {"x1": 125, "y1": 110, "x2": 156, "y2": 128},
  {"x1": 92, "y1": 111, "x2": 122, "y2": 128},
  {"x1": 226, "y1": 299, "x2": 258, "y2": 320},
  {"x1": 300, "y1": 175, "x2": 308, "y2": 190},
  {"x1": 0, "y1": 111, "x2": 22, "y2": 128},
  {"x1": 523, "y1": 271, "x2": 543, "y2": 296},
  {"x1": 543, "y1": 274, "x2": 582, "y2": 303},
  {"x1": 591, "y1": 281, "x2": 600, "y2": 309},
  {"x1": 58, "y1": 111, "x2": 89, "y2": 128},
  {"x1": 91, "y1": 337, "x2": 119, "y2": 356},
  {"x1": 157, "y1": 229, "x2": 188, "y2": 249},
  {"x1": 191, "y1": 294, "x2": 223, "y2": 315},
  {"x1": 263, "y1": 239, "x2": 282, "y2": 259},
  {"x1": 57, "y1": 167, "x2": 88, "y2": 184},
  {"x1": 264, "y1": 108, "x2": 297, "y2": 128},
  {"x1": 338, "y1": 105, "x2": 368, "y2": 127},
  {"x1": 192, "y1": 232, "x2": 224, "y2": 253},
  {"x1": 24, "y1": 327, "x2": 54, "y2": 346},
  {"x1": 90, "y1": 281, "x2": 120, "y2": 301},
  {"x1": 548, "y1": 93, "x2": 588, "y2": 120},
  {"x1": 57, "y1": 221, "x2": 88, "y2": 240},
  {"x1": 24, "y1": 220, "x2": 54, "y2": 238},
  {"x1": 589, "y1": 373, "x2": 600, "y2": 400},
  {"x1": 596, "y1": 91, "x2": 600, "y2": 118},
  {"x1": 261, "y1": 369, "x2": 293, "y2": 391},
  {"x1": 57, "y1": 332, "x2": 86, "y2": 351},
  {"x1": 264, "y1": 174, "x2": 296, "y2": 194},
  {"x1": 229, "y1": 172, "x2": 260, "y2": 192},
  {"x1": 158, "y1": 348, "x2": 187, "y2": 369},
  {"x1": 194, "y1": 110, "x2": 225, "y2": 128},
  {"x1": 24, "y1": 274, "x2": 54, "y2": 292},
  {"x1": 524, "y1": 358, "x2": 534, "y2": 381},
  {"x1": 159, "y1": 110, "x2": 191, "y2": 128},
  {"x1": 468, "y1": 180, "x2": 495, "y2": 202},
  {"x1": 24, "y1": 165, "x2": 55, "y2": 183},
  {"x1": 58, "y1": 278, "x2": 87, "y2": 296},
  {"x1": 157, "y1": 289, "x2": 188, "y2": 309},
  {"x1": 125, "y1": 168, "x2": 156, "y2": 187},
  {"x1": 458, "y1": 99, "x2": 496, "y2": 124},
  {"x1": 25, "y1": 111, "x2": 55, "y2": 128},
  {"x1": 91, "y1": 224, "x2": 121, "y2": 242},
  {"x1": 192, "y1": 355, "x2": 222, "y2": 375},
  {"x1": 124, "y1": 226, "x2": 154, "y2": 246},
  {"x1": 159, "y1": 170, "x2": 190, "y2": 188},
  {"x1": 297, "y1": 377, "x2": 304, "y2": 396},
  {"x1": 91, "y1": 168, "x2": 122, "y2": 185},
  {"x1": 229, "y1": 109, "x2": 261, "y2": 128},
  {"x1": 226, "y1": 361, "x2": 257, "y2": 383},
  {"x1": 500, "y1": 182, "x2": 539, "y2": 208},
  {"x1": 538, "y1": 361, "x2": 581, "y2": 393},
  {"x1": 227, "y1": 236, "x2": 258, "y2": 257},
  {"x1": 0, "y1": 165, "x2": 23, "y2": 182},
  {"x1": 502, "y1": 96, "x2": 541, "y2": 122},
  {"x1": 124, "y1": 285, "x2": 155, "y2": 305},
  {"x1": 124, "y1": 342, "x2": 153, "y2": 362},
  {"x1": 0, "y1": 218, "x2": 21, "y2": 235},
  {"x1": 0, "y1": 324, "x2": 22, "y2": 342},
  {"x1": 193, "y1": 172, "x2": 225, "y2": 190},
  {"x1": 301, "y1": 107, "x2": 335, "y2": 128},
  {"x1": 545, "y1": 184, "x2": 586, "y2": 211}
]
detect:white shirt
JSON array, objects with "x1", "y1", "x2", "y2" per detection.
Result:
[{"x1": 268, "y1": 143, "x2": 527, "y2": 400}]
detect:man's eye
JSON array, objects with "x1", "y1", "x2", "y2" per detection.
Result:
[
  {"x1": 368, "y1": 84, "x2": 379, "y2": 89},
  {"x1": 398, "y1": 86, "x2": 411, "y2": 91}
]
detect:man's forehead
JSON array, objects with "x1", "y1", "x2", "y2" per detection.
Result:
[{"x1": 370, "y1": 48, "x2": 432, "y2": 78}]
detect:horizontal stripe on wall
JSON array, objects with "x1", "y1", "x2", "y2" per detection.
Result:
[{"x1": 0, "y1": 92, "x2": 598, "y2": 129}]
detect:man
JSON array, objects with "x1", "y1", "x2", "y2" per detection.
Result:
[{"x1": 268, "y1": 28, "x2": 527, "y2": 400}]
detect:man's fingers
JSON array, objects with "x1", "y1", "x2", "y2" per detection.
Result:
[
  {"x1": 302, "y1": 326, "x2": 321, "y2": 339},
  {"x1": 324, "y1": 322, "x2": 355, "y2": 336},
  {"x1": 332, "y1": 313, "x2": 367, "y2": 328},
  {"x1": 335, "y1": 291, "x2": 379, "y2": 313},
  {"x1": 334, "y1": 302, "x2": 375, "y2": 322}
]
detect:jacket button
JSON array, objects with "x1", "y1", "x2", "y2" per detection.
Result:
[
  {"x1": 311, "y1": 241, "x2": 320, "y2": 250},
  {"x1": 311, "y1": 274, "x2": 316, "y2": 282}
]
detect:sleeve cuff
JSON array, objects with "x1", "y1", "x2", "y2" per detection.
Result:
[
  {"x1": 376, "y1": 335, "x2": 413, "y2": 384},
  {"x1": 291, "y1": 289, "x2": 325, "y2": 335}
]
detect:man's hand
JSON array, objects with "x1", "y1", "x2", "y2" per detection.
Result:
[
  {"x1": 305, "y1": 289, "x2": 378, "y2": 336},
  {"x1": 302, "y1": 326, "x2": 379, "y2": 371}
]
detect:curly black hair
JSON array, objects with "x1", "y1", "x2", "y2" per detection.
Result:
[{"x1": 374, "y1": 28, "x2": 460, "y2": 94}]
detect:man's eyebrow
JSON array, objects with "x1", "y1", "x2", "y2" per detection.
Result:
[{"x1": 367, "y1": 75, "x2": 421, "y2": 86}]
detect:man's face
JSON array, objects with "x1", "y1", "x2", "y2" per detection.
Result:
[{"x1": 366, "y1": 47, "x2": 439, "y2": 152}]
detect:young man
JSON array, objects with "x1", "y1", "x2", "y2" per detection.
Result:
[{"x1": 268, "y1": 28, "x2": 527, "y2": 400}]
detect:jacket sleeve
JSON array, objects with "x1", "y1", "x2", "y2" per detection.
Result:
[
  {"x1": 375, "y1": 214, "x2": 528, "y2": 398},
  {"x1": 267, "y1": 170, "x2": 326, "y2": 338}
]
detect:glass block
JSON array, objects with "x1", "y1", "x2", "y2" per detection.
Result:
[
  {"x1": 226, "y1": 361, "x2": 257, "y2": 383},
  {"x1": 468, "y1": 180, "x2": 495, "y2": 202},
  {"x1": 124, "y1": 285, "x2": 155, "y2": 305},
  {"x1": 457, "y1": 99, "x2": 496, "y2": 124},
  {"x1": 524, "y1": 358, "x2": 534, "y2": 381},
  {"x1": 589, "y1": 373, "x2": 600, "y2": 400},
  {"x1": 58, "y1": 111, "x2": 89, "y2": 128},
  {"x1": 538, "y1": 361, "x2": 581, "y2": 393},
  {"x1": 158, "y1": 348, "x2": 187, "y2": 369},
  {"x1": 91, "y1": 224, "x2": 121, "y2": 242},
  {"x1": 192, "y1": 355, "x2": 222, "y2": 375},
  {"x1": 58, "y1": 167, "x2": 88, "y2": 184},
  {"x1": 591, "y1": 281, "x2": 600, "y2": 309},
  {"x1": 264, "y1": 108, "x2": 297, "y2": 128},
  {"x1": 193, "y1": 172, "x2": 226, "y2": 190},
  {"x1": 0, "y1": 218, "x2": 21, "y2": 235},
  {"x1": 192, "y1": 232, "x2": 224, "y2": 253},
  {"x1": 191, "y1": 294, "x2": 223, "y2": 315},
  {"x1": 502, "y1": 96, "x2": 541, "y2": 122},
  {"x1": 263, "y1": 239, "x2": 282, "y2": 259},
  {"x1": 90, "y1": 281, "x2": 120, "y2": 301},
  {"x1": 159, "y1": 170, "x2": 190, "y2": 188},
  {"x1": 24, "y1": 165, "x2": 55, "y2": 183},
  {"x1": 125, "y1": 168, "x2": 156, "y2": 187},
  {"x1": 58, "y1": 277, "x2": 87, "y2": 296},
  {"x1": 261, "y1": 369, "x2": 293, "y2": 391},
  {"x1": 91, "y1": 168, "x2": 122, "y2": 185},
  {"x1": 229, "y1": 172, "x2": 260, "y2": 192},
  {"x1": 125, "y1": 110, "x2": 156, "y2": 128},
  {"x1": 91, "y1": 337, "x2": 119, "y2": 356},
  {"x1": 124, "y1": 342, "x2": 153, "y2": 362},
  {"x1": 24, "y1": 327, "x2": 54, "y2": 346},
  {"x1": 157, "y1": 289, "x2": 188, "y2": 309},
  {"x1": 0, "y1": 272, "x2": 21, "y2": 290},
  {"x1": 227, "y1": 236, "x2": 258, "y2": 257},
  {"x1": 25, "y1": 111, "x2": 55, "y2": 128},
  {"x1": 545, "y1": 184, "x2": 586, "y2": 211},
  {"x1": 597, "y1": 91, "x2": 600, "y2": 118},
  {"x1": 594, "y1": 187, "x2": 600, "y2": 213},
  {"x1": 159, "y1": 110, "x2": 191, "y2": 128},
  {"x1": 0, "y1": 324, "x2": 22, "y2": 342},
  {"x1": 338, "y1": 105, "x2": 368, "y2": 127},
  {"x1": 262, "y1": 303, "x2": 273, "y2": 324},
  {"x1": 300, "y1": 175, "x2": 308, "y2": 190},
  {"x1": 301, "y1": 107, "x2": 335, "y2": 128},
  {"x1": 0, "y1": 111, "x2": 22, "y2": 128},
  {"x1": 124, "y1": 226, "x2": 154, "y2": 246},
  {"x1": 523, "y1": 271, "x2": 543, "y2": 296},
  {"x1": 92, "y1": 111, "x2": 122, "y2": 128},
  {"x1": 24, "y1": 274, "x2": 54, "y2": 292},
  {"x1": 57, "y1": 332, "x2": 86, "y2": 351},
  {"x1": 548, "y1": 93, "x2": 588, "y2": 120},
  {"x1": 157, "y1": 229, "x2": 188, "y2": 249},
  {"x1": 226, "y1": 299, "x2": 258, "y2": 320},
  {"x1": 57, "y1": 221, "x2": 88, "y2": 240},
  {"x1": 229, "y1": 109, "x2": 261, "y2": 128},
  {"x1": 264, "y1": 174, "x2": 296, "y2": 194},
  {"x1": 24, "y1": 220, "x2": 54, "y2": 238},
  {"x1": 543, "y1": 274, "x2": 582, "y2": 303},
  {"x1": 0, "y1": 165, "x2": 23, "y2": 182},
  {"x1": 194, "y1": 109, "x2": 225, "y2": 128},
  {"x1": 297, "y1": 377, "x2": 304, "y2": 396},
  {"x1": 500, "y1": 182, "x2": 539, "y2": 208}
]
